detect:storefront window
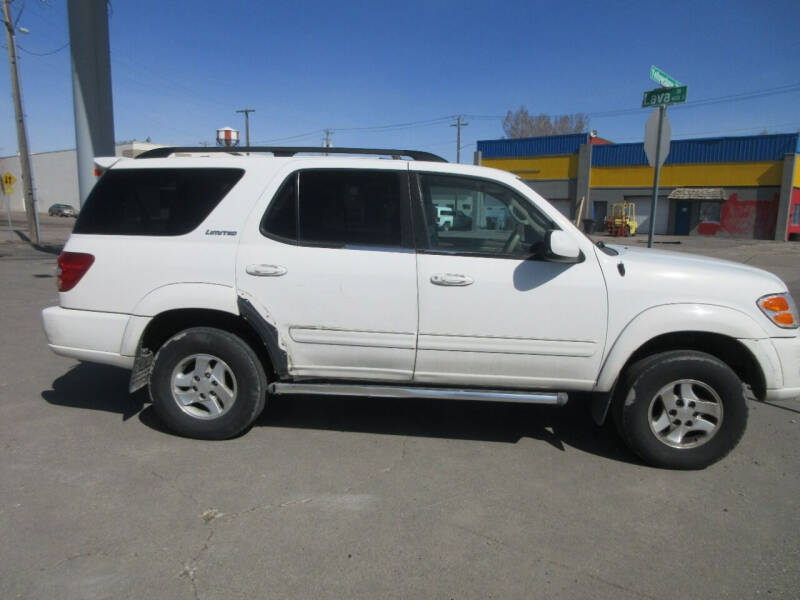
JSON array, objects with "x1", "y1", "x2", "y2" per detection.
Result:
[
  {"x1": 792, "y1": 204, "x2": 800, "y2": 226},
  {"x1": 699, "y1": 201, "x2": 722, "y2": 223}
]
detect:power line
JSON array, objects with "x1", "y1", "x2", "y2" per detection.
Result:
[
  {"x1": 109, "y1": 51, "x2": 232, "y2": 111},
  {"x1": 252, "y1": 129, "x2": 326, "y2": 144},
  {"x1": 251, "y1": 117, "x2": 454, "y2": 145},
  {"x1": 251, "y1": 82, "x2": 800, "y2": 148},
  {"x1": 335, "y1": 115, "x2": 452, "y2": 132},
  {"x1": 611, "y1": 121, "x2": 800, "y2": 143},
  {"x1": 464, "y1": 83, "x2": 800, "y2": 122},
  {"x1": 16, "y1": 41, "x2": 68, "y2": 56},
  {"x1": 586, "y1": 82, "x2": 800, "y2": 119}
]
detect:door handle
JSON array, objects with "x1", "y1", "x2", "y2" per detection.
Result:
[
  {"x1": 246, "y1": 264, "x2": 287, "y2": 277},
  {"x1": 430, "y1": 273, "x2": 474, "y2": 286}
]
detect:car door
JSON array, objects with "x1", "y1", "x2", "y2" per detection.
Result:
[
  {"x1": 236, "y1": 162, "x2": 418, "y2": 381},
  {"x1": 410, "y1": 166, "x2": 608, "y2": 390}
]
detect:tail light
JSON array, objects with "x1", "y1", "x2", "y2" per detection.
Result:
[{"x1": 57, "y1": 252, "x2": 95, "y2": 292}]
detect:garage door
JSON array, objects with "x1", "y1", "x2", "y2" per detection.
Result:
[{"x1": 626, "y1": 196, "x2": 669, "y2": 235}]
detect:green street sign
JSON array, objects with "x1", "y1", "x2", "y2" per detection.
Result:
[
  {"x1": 650, "y1": 65, "x2": 681, "y2": 88},
  {"x1": 642, "y1": 86, "x2": 687, "y2": 108}
]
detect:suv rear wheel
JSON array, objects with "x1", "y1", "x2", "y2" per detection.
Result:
[
  {"x1": 149, "y1": 327, "x2": 267, "y2": 439},
  {"x1": 613, "y1": 350, "x2": 748, "y2": 469}
]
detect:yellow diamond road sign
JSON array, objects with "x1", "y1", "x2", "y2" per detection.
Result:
[{"x1": 2, "y1": 172, "x2": 16, "y2": 193}]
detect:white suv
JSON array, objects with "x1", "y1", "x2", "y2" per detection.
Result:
[
  {"x1": 42, "y1": 146, "x2": 800, "y2": 469},
  {"x1": 435, "y1": 205, "x2": 454, "y2": 230}
]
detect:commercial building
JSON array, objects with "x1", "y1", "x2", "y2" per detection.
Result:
[
  {"x1": 477, "y1": 132, "x2": 800, "y2": 241},
  {"x1": 0, "y1": 141, "x2": 160, "y2": 213}
]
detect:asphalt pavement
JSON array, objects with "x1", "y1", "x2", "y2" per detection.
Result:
[{"x1": 1, "y1": 216, "x2": 799, "y2": 599}]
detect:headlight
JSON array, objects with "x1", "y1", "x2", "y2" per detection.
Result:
[{"x1": 757, "y1": 293, "x2": 799, "y2": 329}]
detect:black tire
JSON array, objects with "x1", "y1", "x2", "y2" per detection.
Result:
[
  {"x1": 149, "y1": 327, "x2": 267, "y2": 440},
  {"x1": 612, "y1": 350, "x2": 747, "y2": 469}
]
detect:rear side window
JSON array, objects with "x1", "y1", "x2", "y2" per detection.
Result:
[
  {"x1": 260, "y1": 173, "x2": 297, "y2": 241},
  {"x1": 261, "y1": 169, "x2": 408, "y2": 248},
  {"x1": 74, "y1": 168, "x2": 244, "y2": 236}
]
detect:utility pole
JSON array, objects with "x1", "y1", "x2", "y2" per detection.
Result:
[
  {"x1": 3, "y1": 0, "x2": 39, "y2": 244},
  {"x1": 236, "y1": 109, "x2": 255, "y2": 146},
  {"x1": 68, "y1": 0, "x2": 115, "y2": 208},
  {"x1": 322, "y1": 128, "x2": 333, "y2": 156},
  {"x1": 450, "y1": 115, "x2": 468, "y2": 163}
]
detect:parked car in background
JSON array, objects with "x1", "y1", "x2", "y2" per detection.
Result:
[
  {"x1": 435, "y1": 205, "x2": 454, "y2": 230},
  {"x1": 48, "y1": 203, "x2": 78, "y2": 217}
]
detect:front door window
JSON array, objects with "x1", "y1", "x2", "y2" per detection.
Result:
[{"x1": 415, "y1": 173, "x2": 555, "y2": 258}]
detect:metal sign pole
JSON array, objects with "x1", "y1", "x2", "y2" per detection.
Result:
[
  {"x1": 647, "y1": 105, "x2": 666, "y2": 248},
  {"x1": 5, "y1": 192, "x2": 13, "y2": 240}
]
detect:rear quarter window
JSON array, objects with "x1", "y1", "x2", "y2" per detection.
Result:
[{"x1": 73, "y1": 168, "x2": 244, "y2": 236}]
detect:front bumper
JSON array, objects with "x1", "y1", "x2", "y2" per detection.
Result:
[
  {"x1": 766, "y1": 335, "x2": 800, "y2": 401},
  {"x1": 41, "y1": 306, "x2": 135, "y2": 368}
]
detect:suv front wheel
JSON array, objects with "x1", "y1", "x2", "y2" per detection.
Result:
[
  {"x1": 149, "y1": 327, "x2": 267, "y2": 439},
  {"x1": 613, "y1": 350, "x2": 748, "y2": 469}
]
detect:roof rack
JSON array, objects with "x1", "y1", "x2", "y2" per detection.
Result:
[{"x1": 135, "y1": 146, "x2": 447, "y2": 162}]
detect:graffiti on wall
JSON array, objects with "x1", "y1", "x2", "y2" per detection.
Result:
[
  {"x1": 696, "y1": 192, "x2": 778, "y2": 239},
  {"x1": 788, "y1": 188, "x2": 800, "y2": 238}
]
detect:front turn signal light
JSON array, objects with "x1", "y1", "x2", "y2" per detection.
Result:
[{"x1": 758, "y1": 293, "x2": 799, "y2": 329}]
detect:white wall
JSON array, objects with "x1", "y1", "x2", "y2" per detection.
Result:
[
  {"x1": 0, "y1": 142, "x2": 162, "y2": 213},
  {"x1": 0, "y1": 149, "x2": 79, "y2": 213}
]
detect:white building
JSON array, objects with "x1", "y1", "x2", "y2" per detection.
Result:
[{"x1": 0, "y1": 141, "x2": 162, "y2": 213}]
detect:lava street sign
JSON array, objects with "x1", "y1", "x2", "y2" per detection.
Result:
[
  {"x1": 650, "y1": 65, "x2": 681, "y2": 88},
  {"x1": 644, "y1": 109, "x2": 671, "y2": 167},
  {"x1": 642, "y1": 86, "x2": 687, "y2": 108}
]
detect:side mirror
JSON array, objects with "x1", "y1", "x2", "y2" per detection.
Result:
[{"x1": 544, "y1": 230, "x2": 582, "y2": 263}]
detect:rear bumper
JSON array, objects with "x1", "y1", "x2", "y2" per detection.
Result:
[{"x1": 42, "y1": 306, "x2": 135, "y2": 369}]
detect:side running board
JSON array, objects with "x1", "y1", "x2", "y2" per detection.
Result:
[{"x1": 267, "y1": 382, "x2": 568, "y2": 405}]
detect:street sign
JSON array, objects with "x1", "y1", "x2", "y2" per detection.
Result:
[
  {"x1": 644, "y1": 109, "x2": 671, "y2": 167},
  {"x1": 642, "y1": 86, "x2": 687, "y2": 108},
  {"x1": 2, "y1": 172, "x2": 16, "y2": 194},
  {"x1": 650, "y1": 65, "x2": 681, "y2": 88}
]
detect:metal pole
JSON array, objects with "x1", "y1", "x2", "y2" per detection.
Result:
[
  {"x1": 456, "y1": 116, "x2": 461, "y2": 163},
  {"x1": 647, "y1": 105, "x2": 666, "y2": 248},
  {"x1": 322, "y1": 128, "x2": 332, "y2": 156},
  {"x1": 451, "y1": 116, "x2": 468, "y2": 163},
  {"x1": 3, "y1": 0, "x2": 39, "y2": 244},
  {"x1": 236, "y1": 109, "x2": 255, "y2": 147},
  {"x1": 5, "y1": 191, "x2": 13, "y2": 241},
  {"x1": 68, "y1": 0, "x2": 115, "y2": 208}
]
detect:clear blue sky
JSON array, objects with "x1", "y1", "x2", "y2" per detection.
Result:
[{"x1": 2, "y1": 0, "x2": 799, "y2": 162}]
